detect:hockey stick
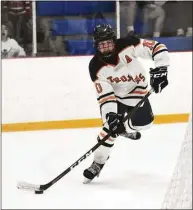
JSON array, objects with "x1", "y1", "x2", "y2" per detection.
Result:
[{"x1": 17, "y1": 88, "x2": 154, "y2": 194}]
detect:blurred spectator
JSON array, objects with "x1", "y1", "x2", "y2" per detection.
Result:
[
  {"x1": 1, "y1": 7, "x2": 13, "y2": 37},
  {"x1": 142, "y1": 1, "x2": 166, "y2": 37},
  {"x1": 37, "y1": 17, "x2": 68, "y2": 56},
  {"x1": 1, "y1": 1, "x2": 191, "y2": 57},
  {"x1": 120, "y1": 1, "x2": 134, "y2": 36},
  {"x1": 21, "y1": 16, "x2": 45, "y2": 56},
  {"x1": 171, "y1": 1, "x2": 192, "y2": 37},
  {"x1": 1, "y1": 24, "x2": 26, "y2": 58},
  {"x1": 1, "y1": 1, "x2": 31, "y2": 46},
  {"x1": 120, "y1": 1, "x2": 166, "y2": 37},
  {"x1": 120, "y1": 1, "x2": 146, "y2": 36}
]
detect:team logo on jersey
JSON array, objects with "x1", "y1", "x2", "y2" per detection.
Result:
[{"x1": 107, "y1": 73, "x2": 145, "y2": 84}]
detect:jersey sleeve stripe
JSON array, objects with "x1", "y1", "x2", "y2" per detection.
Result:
[
  {"x1": 152, "y1": 49, "x2": 168, "y2": 59},
  {"x1": 131, "y1": 90, "x2": 148, "y2": 95},
  {"x1": 115, "y1": 95, "x2": 144, "y2": 100},
  {"x1": 100, "y1": 100, "x2": 117, "y2": 110},
  {"x1": 153, "y1": 44, "x2": 166, "y2": 54},
  {"x1": 129, "y1": 85, "x2": 148, "y2": 94},
  {"x1": 98, "y1": 95, "x2": 116, "y2": 105},
  {"x1": 152, "y1": 42, "x2": 160, "y2": 52},
  {"x1": 97, "y1": 92, "x2": 114, "y2": 101}
]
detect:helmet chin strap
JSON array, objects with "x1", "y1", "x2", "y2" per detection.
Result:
[
  {"x1": 97, "y1": 46, "x2": 115, "y2": 58},
  {"x1": 99, "y1": 50, "x2": 116, "y2": 59},
  {"x1": 103, "y1": 51, "x2": 113, "y2": 57}
]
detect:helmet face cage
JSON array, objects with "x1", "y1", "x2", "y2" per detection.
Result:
[
  {"x1": 93, "y1": 24, "x2": 117, "y2": 49},
  {"x1": 97, "y1": 39, "x2": 115, "y2": 57}
]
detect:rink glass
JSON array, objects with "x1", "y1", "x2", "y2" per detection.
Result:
[{"x1": 1, "y1": 1, "x2": 192, "y2": 58}]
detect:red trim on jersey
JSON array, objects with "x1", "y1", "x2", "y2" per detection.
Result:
[
  {"x1": 131, "y1": 90, "x2": 148, "y2": 95},
  {"x1": 98, "y1": 95, "x2": 116, "y2": 105}
]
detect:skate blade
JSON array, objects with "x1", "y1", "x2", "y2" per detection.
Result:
[{"x1": 83, "y1": 178, "x2": 92, "y2": 184}]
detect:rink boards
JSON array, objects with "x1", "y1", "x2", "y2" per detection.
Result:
[{"x1": 2, "y1": 52, "x2": 192, "y2": 132}]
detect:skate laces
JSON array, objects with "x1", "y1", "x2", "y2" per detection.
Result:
[{"x1": 88, "y1": 162, "x2": 101, "y2": 175}]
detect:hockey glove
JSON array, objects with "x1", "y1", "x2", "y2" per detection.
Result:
[
  {"x1": 106, "y1": 112, "x2": 126, "y2": 138},
  {"x1": 150, "y1": 66, "x2": 168, "y2": 93}
]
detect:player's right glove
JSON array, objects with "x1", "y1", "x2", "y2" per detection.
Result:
[
  {"x1": 106, "y1": 112, "x2": 125, "y2": 138},
  {"x1": 150, "y1": 66, "x2": 168, "y2": 93}
]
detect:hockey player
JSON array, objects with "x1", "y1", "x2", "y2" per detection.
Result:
[
  {"x1": 1, "y1": 24, "x2": 26, "y2": 58},
  {"x1": 83, "y1": 24, "x2": 170, "y2": 183}
]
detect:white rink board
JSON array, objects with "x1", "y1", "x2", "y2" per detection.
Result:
[{"x1": 2, "y1": 52, "x2": 192, "y2": 123}]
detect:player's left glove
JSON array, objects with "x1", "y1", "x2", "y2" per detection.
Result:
[
  {"x1": 106, "y1": 112, "x2": 126, "y2": 138},
  {"x1": 150, "y1": 66, "x2": 168, "y2": 93}
]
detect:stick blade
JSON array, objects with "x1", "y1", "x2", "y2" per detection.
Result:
[{"x1": 17, "y1": 181, "x2": 41, "y2": 192}]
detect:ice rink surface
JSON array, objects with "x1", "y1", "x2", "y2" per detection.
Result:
[{"x1": 2, "y1": 123, "x2": 188, "y2": 209}]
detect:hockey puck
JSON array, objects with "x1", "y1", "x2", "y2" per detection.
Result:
[{"x1": 35, "y1": 190, "x2": 43, "y2": 194}]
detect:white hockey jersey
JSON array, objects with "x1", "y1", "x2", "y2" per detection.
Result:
[
  {"x1": 1, "y1": 38, "x2": 26, "y2": 58},
  {"x1": 89, "y1": 37, "x2": 170, "y2": 122}
]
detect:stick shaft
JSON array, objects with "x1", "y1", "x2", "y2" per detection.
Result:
[{"x1": 40, "y1": 88, "x2": 154, "y2": 191}]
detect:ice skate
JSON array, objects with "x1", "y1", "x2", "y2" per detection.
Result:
[{"x1": 83, "y1": 161, "x2": 106, "y2": 184}]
